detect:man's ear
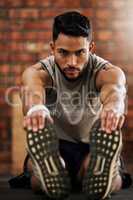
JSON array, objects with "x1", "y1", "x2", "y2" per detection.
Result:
[
  {"x1": 89, "y1": 41, "x2": 96, "y2": 53},
  {"x1": 50, "y1": 41, "x2": 55, "y2": 55}
]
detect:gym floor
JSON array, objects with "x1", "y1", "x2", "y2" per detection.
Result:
[{"x1": 0, "y1": 176, "x2": 133, "y2": 200}]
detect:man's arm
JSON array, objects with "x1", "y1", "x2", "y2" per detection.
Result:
[
  {"x1": 96, "y1": 64, "x2": 126, "y2": 133},
  {"x1": 21, "y1": 63, "x2": 53, "y2": 131}
]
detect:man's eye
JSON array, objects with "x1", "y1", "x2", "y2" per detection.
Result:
[
  {"x1": 75, "y1": 50, "x2": 86, "y2": 56},
  {"x1": 59, "y1": 50, "x2": 69, "y2": 56}
]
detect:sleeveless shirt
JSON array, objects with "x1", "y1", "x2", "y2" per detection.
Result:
[{"x1": 40, "y1": 53, "x2": 109, "y2": 143}]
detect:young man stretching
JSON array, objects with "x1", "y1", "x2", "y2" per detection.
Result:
[{"x1": 22, "y1": 11, "x2": 129, "y2": 199}]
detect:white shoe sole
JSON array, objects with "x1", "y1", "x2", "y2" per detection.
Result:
[
  {"x1": 27, "y1": 123, "x2": 71, "y2": 199},
  {"x1": 83, "y1": 120, "x2": 122, "y2": 200}
]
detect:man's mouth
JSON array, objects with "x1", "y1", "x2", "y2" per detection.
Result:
[{"x1": 64, "y1": 67, "x2": 80, "y2": 73}]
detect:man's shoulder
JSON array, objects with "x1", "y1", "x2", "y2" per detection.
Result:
[
  {"x1": 89, "y1": 53, "x2": 109, "y2": 67},
  {"x1": 40, "y1": 55, "x2": 55, "y2": 67}
]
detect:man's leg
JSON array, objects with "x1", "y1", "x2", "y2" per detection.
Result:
[
  {"x1": 81, "y1": 119, "x2": 123, "y2": 199},
  {"x1": 26, "y1": 122, "x2": 71, "y2": 199}
]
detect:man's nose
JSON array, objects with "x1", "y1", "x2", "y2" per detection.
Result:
[{"x1": 67, "y1": 54, "x2": 77, "y2": 66}]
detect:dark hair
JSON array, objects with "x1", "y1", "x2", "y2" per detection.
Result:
[{"x1": 52, "y1": 11, "x2": 92, "y2": 41}]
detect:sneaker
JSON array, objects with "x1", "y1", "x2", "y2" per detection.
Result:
[
  {"x1": 83, "y1": 120, "x2": 122, "y2": 200},
  {"x1": 26, "y1": 122, "x2": 71, "y2": 199}
]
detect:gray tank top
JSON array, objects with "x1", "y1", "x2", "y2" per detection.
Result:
[{"x1": 40, "y1": 53, "x2": 109, "y2": 143}]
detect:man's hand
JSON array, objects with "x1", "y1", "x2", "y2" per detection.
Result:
[
  {"x1": 100, "y1": 108, "x2": 125, "y2": 134},
  {"x1": 21, "y1": 63, "x2": 53, "y2": 132},
  {"x1": 23, "y1": 110, "x2": 53, "y2": 132}
]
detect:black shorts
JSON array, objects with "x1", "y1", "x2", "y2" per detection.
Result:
[{"x1": 59, "y1": 139, "x2": 90, "y2": 189}]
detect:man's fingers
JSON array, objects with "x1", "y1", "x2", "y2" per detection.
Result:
[
  {"x1": 118, "y1": 115, "x2": 125, "y2": 129},
  {"x1": 31, "y1": 115, "x2": 38, "y2": 132},
  {"x1": 105, "y1": 111, "x2": 114, "y2": 133},
  {"x1": 101, "y1": 110, "x2": 114, "y2": 133},
  {"x1": 24, "y1": 116, "x2": 32, "y2": 131},
  {"x1": 101, "y1": 111, "x2": 106, "y2": 131},
  {"x1": 23, "y1": 110, "x2": 53, "y2": 132},
  {"x1": 38, "y1": 115, "x2": 45, "y2": 130},
  {"x1": 111, "y1": 115, "x2": 119, "y2": 131},
  {"x1": 109, "y1": 114, "x2": 118, "y2": 133},
  {"x1": 101, "y1": 110, "x2": 124, "y2": 134}
]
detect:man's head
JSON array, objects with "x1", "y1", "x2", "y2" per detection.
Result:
[{"x1": 50, "y1": 11, "x2": 94, "y2": 80}]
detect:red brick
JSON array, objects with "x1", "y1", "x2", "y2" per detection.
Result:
[
  {"x1": 0, "y1": 150, "x2": 11, "y2": 162},
  {"x1": 0, "y1": 20, "x2": 8, "y2": 30},
  {"x1": 0, "y1": 0, "x2": 50, "y2": 8},
  {"x1": 0, "y1": 43, "x2": 8, "y2": 52},
  {"x1": 96, "y1": 0, "x2": 112, "y2": 8},
  {"x1": 80, "y1": 0, "x2": 96, "y2": 8},
  {"x1": 8, "y1": 53, "x2": 35, "y2": 63},
  {"x1": 124, "y1": 132, "x2": 133, "y2": 141},
  {"x1": 9, "y1": 0, "x2": 24, "y2": 7},
  {"x1": 52, "y1": 0, "x2": 81, "y2": 8},
  {"x1": 0, "y1": 53, "x2": 9, "y2": 62},
  {"x1": 22, "y1": 32, "x2": 35, "y2": 41},
  {"x1": 25, "y1": 42, "x2": 49, "y2": 53},
  {"x1": 23, "y1": 19, "x2": 52, "y2": 30},
  {"x1": 127, "y1": 110, "x2": 133, "y2": 117},
  {"x1": 0, "y1": 32, "x2": 11, "y2": 40},
  {"x1": 1, "y1": 65, "x2": 10, "y2": 74},
  {"x1": 39, "y1": 9, "x2": 60, "y2": 19},
  {"x1": 24, "y1": 0, "x2": 43, "y2": 7},
  {"x1": 9, "y1": 42, "x2": 25, "y2": 52},
  {"x1": 8, "y1": 20, "x2": 24, "y2": 31},
  {"x1": 97, "y1": 30, "x2": 113, "y2": 41},
  {"x1": 25, "y1": 0, "x2": 51, "y2": 7},
  {"x1": 0, "y1": 0, "x2": 36, "y2": 8},
  {"x1": 95, "y1": 20, "x2": 111, "y2": 29},
  {"x1": 127, "y1": 75, "x2": 133, "y2": 86},
  {"x1": 0, "y1": 0, "x2": 22, "y2": 7},
  {"x1": 10, "y1": 8, "x2": 39, "y2": 19},
  {"x1": 24, "y1": 0, "x2": 41, "y2": 7},
  {"x1": 23, "y1": 31, "x2": 51, "y2": 41},
  {"x1": 96, "y1": 9, "x2": 113, "y2": 19},
  {"x1": 11, "y1": 32, "x2": 24, "y2": 40},
  {"x1": 0, "y1": 0, "x2": 6, "y2": 7},
  {"x1": 128, "y1": 99, "x2": 133, "y2": 106},
  {"x1": 81, "y1": 8, "x2": 93, "y2": 18},
  {"x1": 9, "y1": 9, "x2": 18, "y2": 18}
]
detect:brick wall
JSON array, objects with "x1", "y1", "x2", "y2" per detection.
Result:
[{"x1": 0, "y1": 0, "x2": 133, "y2": 172}]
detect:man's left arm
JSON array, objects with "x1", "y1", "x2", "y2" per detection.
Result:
[{"x1": 96, "y1": 64, "x2": 127, "y2": 134}]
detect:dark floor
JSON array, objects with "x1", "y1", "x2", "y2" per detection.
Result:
[{"x1": 0, "y1": 176, "x2": 133, "y2": 200}]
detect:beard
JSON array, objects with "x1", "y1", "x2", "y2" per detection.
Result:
[{"x1": 55, "y1": 61, "x2": 88, "y2": 82}]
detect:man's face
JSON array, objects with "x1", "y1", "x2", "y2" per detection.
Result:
[{"x1": 51, "y1": 33, "x2": 91, "y2": 80}]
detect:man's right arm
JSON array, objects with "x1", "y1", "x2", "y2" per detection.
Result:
[{"x1": 21, "y1": 63, "x2": 53, "y2": 132}]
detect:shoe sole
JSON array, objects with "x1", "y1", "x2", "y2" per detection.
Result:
[
  {"x1": 83, "y1": 120, "x2": 122, "y2": 200},
  {"x1": 26, "y1": 123, "x2": 71, "y2": 199}
]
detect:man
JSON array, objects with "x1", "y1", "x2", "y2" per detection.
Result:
[{"x1": 21, "y1": 11, "x2": 130, "y2": 199}]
